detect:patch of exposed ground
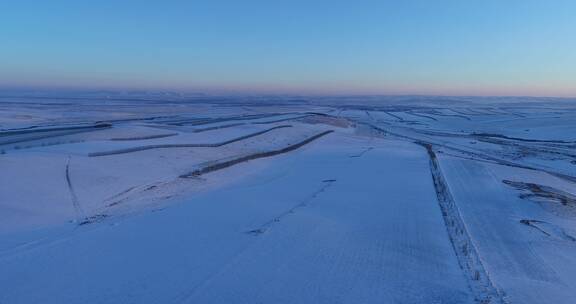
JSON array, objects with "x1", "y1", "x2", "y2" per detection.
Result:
[{"x1": 503, "y1": 180, "x2": 576, "y2": 217}]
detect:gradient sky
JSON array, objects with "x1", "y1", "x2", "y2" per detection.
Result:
[{"x1": 1, "y1": 0, "x2": 575, "y2": 96}]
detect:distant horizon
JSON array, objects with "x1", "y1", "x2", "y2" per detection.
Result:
[{"x1": 0, "y1": 85, "x2": 575, "y2": 100}]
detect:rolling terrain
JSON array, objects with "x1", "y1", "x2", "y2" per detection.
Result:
[{"x1": 1, "y1": 95, "x2": 575, "y2": 303}]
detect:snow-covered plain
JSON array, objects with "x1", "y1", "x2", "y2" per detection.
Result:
[{"x1": 1, "y1": 95, "x2": 575, "y2": 303}]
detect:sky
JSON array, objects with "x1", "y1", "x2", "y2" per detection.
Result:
[{"x1": 1, "y1": 0, "x2": 575, "y2": 96}]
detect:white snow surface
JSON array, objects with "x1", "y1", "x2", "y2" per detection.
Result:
[{"x1": 1, "y1": 96, "x2": 575, "y2": 303}]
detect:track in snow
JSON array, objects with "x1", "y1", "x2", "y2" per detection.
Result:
[
  {"x1": 246, "y1": 180, "x2": 336, "y2": 235},
  {"x1": 65, "y1": 156, "x2": 85, "y2": 223}
]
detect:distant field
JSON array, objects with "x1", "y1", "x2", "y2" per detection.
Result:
[{"x1": 1, "y1": 96, "x2": 575, "y2": 304}]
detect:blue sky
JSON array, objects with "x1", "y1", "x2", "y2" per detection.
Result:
[{"x1": 1, "y1": 0, "x2": 575, "y2": 96}]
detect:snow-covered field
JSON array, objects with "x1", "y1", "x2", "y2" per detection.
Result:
[{"x1": 1, "y1": 95, "x2": 575, "y2": 303}]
